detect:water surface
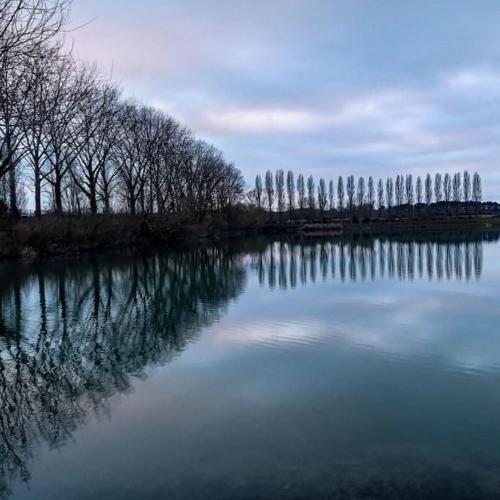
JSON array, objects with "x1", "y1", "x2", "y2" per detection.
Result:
[{"x1": 1, "y1": 233, "x2": 500, "y2": 499}]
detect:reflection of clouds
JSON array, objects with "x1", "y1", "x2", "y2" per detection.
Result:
[
  {"x1": 236, "y1": 236, "x2": 500, "y2": 375},
  {"x1": 216, "y1": 287, "x2": 500, "y2": 377}
]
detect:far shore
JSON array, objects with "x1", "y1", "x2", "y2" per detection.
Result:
[{"x1": 1, "y1": 205, "x2": 500, "y2": 261}]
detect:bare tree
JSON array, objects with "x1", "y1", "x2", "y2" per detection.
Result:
[
  {"x1": 463, "y1": 170, "x2": 471, "y2": 202},
  {"x1": 286, "y1": 170, "x2": 294, "y2": 212},
  {"x1": 405, "y1": 174, "x2": 414, "y2": 206},
  {"x1": 297, "y1": 174, "x2": 305, "y2": 210},
  {"x1": 472, "y1": 172, "x2": 482, "y2": 203},
  {"x1": 328, "y1": 179, "x2": 334, "y2": 210},
  {"x1": 19, "y1": 46, "x2": 59, "y2": 215},
  {"x1": 0, "y1": 50, "x2": 27, "y2": 212},
  {"x1": 275, "y1": 169, "x2": 285, "y2": 215},
  {"x1": 425, "y1": 173, "x2": 432, "y2": 205},
  {"x1": 318, "y1": 178, "x2": 327, "y2": 217},
  {"x1": 395, "y1": 175, "x2": 404, "y2": 206},
  {"x1": 254, "y1": 174, "x2": 263, "y2": 209},
  {"x1": 346, "y1": 175, "x2": 355, "y2": 210},
  {"x1": 367, "y1": 176, "x2": 375, "y2": 209},
  {"x1": 443, "y1": 173, "x2": 451, "y2": 203},
  {"x1": 0, "y1": 0, "x2": 70, "y2": 62},
  {"x1": 0, "y1": 0, "x2": 70, "y2": 211},
  {"x1": 307, "y1": 175, "x2": 315, "y2": 210},
  {"x1": 386, "y1": 177, "x2": 394, "y2": 210},
  {"x1": 71, "y1": 79, "x2": 121, "y2": 214},
  {"x1": 337, "y1": 176, "x2": 344, "y2": 211},
  {"x1": 434, "y1": 173, "x2": 443, "y2": 203},
  {"x1": 377, "y1": 178, "x2": 384, "y2": 209},
  {"x1": 416, "y1": 176, "x2": 423, "y2": 204},
  {"x1": 452, "y1": 172, "x2": 461, "y2": 202},
  {"x1": 265, "y1": 170, "x2": 274, "y2": 213},
  {"x1": 112, "y1": 101, "x2": 148, "y2": 215},
  {"x1": 357, "y1": 177, "x2": 365, "y2": 207}
]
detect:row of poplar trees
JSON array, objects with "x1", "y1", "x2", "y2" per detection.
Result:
[{"x1": 253, "y1": 170, "x2": 483, "y2": 213}]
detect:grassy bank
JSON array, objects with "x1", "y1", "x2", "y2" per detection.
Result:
[
  {"x1": 0, "y1": 211, "x2": 268, "y2": 259},
  {"x1": 1, "y1": 210, "x2": 500, "y2": 260}
]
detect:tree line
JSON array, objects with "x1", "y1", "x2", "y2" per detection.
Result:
[
  {"x1": 252, "y1": 170, "x2": 483, "y2": 215},
  {"x1": 0, "y1": 0, "x2": 244, "y2": 217}
]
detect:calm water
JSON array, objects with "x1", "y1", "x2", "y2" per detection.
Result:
[{"x1": 1, "y1": 234, "x2": 500, "y2": 499}]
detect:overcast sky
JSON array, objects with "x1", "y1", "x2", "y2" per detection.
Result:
[{"x1": 70, "y1": 0, "x2": 500, "y2": 200}]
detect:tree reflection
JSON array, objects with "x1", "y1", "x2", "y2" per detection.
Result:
[
  {"x1": 252, "y1": 233, "x2": 493, "y2": 289},
  {"x1": 0, "y1": 233, "x2": 496, "y2": 497},
  {"x1": 0, "y1": 248, "x2": 246, "y2": 498}
]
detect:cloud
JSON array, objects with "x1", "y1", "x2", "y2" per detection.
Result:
[
  {"x1": 69, "y1": 0, "x2": 500, "y2": 200},
  {"x1": 446, "y1": 67, "x2": 500, "y2": 92},
  {"x1": 193, "y1": 90, "x2": 431, "y2": 135}
]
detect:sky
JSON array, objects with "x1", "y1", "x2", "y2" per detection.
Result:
[{"x1": 69, "y1": 0, "x2": 500, "y2": 200}]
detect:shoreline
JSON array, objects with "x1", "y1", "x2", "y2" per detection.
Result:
[{"x1": 1, "y1": 213, "x2": 500, "y2": 262}]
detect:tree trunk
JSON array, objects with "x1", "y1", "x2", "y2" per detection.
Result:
[
  {"x1": 103, "y1": 191, "x2": 111, "y2": 214},
  {"x1": 9, "y1": 166, "x2": 18, "y2": 216},
  {"x1": 90, "y1": 182, "x2": 97, "y2": 215},
  {"x1": 34, "y1": 161, "x2": 42, "y2": 217},
  {"x1": 54, "y1": 175, "x2": 63, "y2": 215}
]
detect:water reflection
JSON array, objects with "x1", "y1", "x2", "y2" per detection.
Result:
[
  {"x1": 252, "y1": 235, "x2": 488, "y2": 288},
  {"x1": 0, "y1": 248, "x2": 246, "y2": 498},
  {"x1": 0, "y1": 232, "x2": 498, "y2": 498}
]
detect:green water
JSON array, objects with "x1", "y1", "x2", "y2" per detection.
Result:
[{"x1": 1, "y1": 234, "x2": 500, "y2": 499}]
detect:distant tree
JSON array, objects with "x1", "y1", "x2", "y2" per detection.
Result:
[
  {"x1": 472, "y1": 172, "x2": 482, "y2": 202},
  {"x1": 377, "y1": 178, "x2": 384, "y2": 209},
  {"x1": 286, "y1": 170, "x2": 295, "y2": 212},
  {"x1": 275, "y1": 169, "x2": 285, "y2": 214},
  {"x1": 405, "y1": 174, "x2": 414, "y2": 206},
  {"x1": 452, "y1": 172, "x2": 461, "y2": 202},
  {"x1": 337, "y1": 176, "x2": 345, "y2": 211},
  {"x1": 434, "y1": 173, "x2": 443, "y2": 203},
  {"x1": 416, "y1": 176, "x2": 423, "y2": 204},
  {"x1": 395, "y1": 175, "x2": 404, "y2": 206},
  {"x1": 425, "y1": 173, "x2": 432, "y2": 205},
  {"x1": 346, "y1": 175, "x2": 355, "y2": 210},
  {"x1": 328, "y1": 179, "x2": 334, "y2": 210},
  {"x1": 297, "y1": 174, "x2": 305, "y2": 210},
  {"x1": 443, "y1": 173, "x2": 452, "y2": 202},
  {"x1": 367, "y1": 177, "x2": 375, "y2": 209},
  {"x1": 255, "y1": 175, "x2": 263, "y2": 209},
  {"x1": 318, "y1": 178, "x2": 327, "y2": 216},
  {"x1": 463, "y1": 170, "x2": 471, "y2": 202},
  {"x1": 357, "y1": 177, "x2": 366, "y2": 207},
  {"x1": 386, "y1": 177, "x2": 394, "y2": 210},
  {"x1": 307, "y1": 175, "x2": 315, "y2": 209},
  {"x1": 265, "y1": 170, "x2": 274, "y2": 213}
]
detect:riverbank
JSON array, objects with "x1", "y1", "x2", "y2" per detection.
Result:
[{"x1": 1, "y1": 212, "x2": 500, "y2": 260}]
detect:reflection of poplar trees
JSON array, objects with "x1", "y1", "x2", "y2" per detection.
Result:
[
  {"x1": 418, "y1": 243, "x2": 424, "y2": 278},
  {"x1": 0, "y1": 248, "x2": 246, "y2": 498},
  {"x1": 279, "y1": 242, "x2": 287, "y2": 290},
  {"x1": 379, "y1": 240, "x2": 386, "y2": 279},
  {"x1": 320, "y1": 244, "x2": 328, "y2": 282},
  {"x1": 253, "y1": 234, "x2": 492, "y2": 289},
  {"x1": 310, "y1": 245, "x2": 317, "y2": 283},
  {"x1": 340, "y1": 243, "x2": 346, "y2": 282},
  {"x1": 426, "y1": 243, "x2": 434, "y2": 280},
  {"x1": 330, "y1": 243, "x2": 336, "y2": 280}
]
